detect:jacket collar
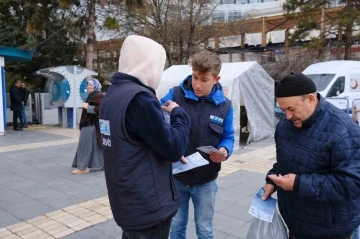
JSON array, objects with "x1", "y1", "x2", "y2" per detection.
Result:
[
  {"x1": 179, "y1": 75, "x2": 227, "y2": 105},
  {"x1": 111, "y1": 72, "x2": 156, "y2": 95},
  {"x1": 302, "y1": 93, "x2": 325, "y2": 129}
]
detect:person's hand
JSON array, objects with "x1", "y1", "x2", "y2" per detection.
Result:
[
  {"x1": 22, "y1": 101, "x2": 24, "y2": 105},
  {"x1": 82, "y1": 103, "x2": 89, "y2": 109},
  {"x1": 268, "y1": 174, "x2": 296, "y2": 191},
  {"x1": 210, "y1": 147, "x2": 227, "y2": 163},
  {"x1": 262, "y1": 184, "x2": 276, "y2": 200},
  {"x1": 180, "y1": 156, "x2": 188, "y2": 164},
  {"x1": 162, "y1": 100, "x2": 179, "y2": 113}
]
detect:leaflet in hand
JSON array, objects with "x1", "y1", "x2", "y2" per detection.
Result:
[
  {"x1": 172, "y1": 152, "x2": 209, "y2": 175},
  {"x1": 248, "y1": 187, "x2": 277, "y2": 223},
  {"x1": 196, "y1": 146, "x2": 225, "y2": 155}
]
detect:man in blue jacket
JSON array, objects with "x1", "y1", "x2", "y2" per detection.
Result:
[
  {"x1": 99, "y1": 35, "x2": 191, "y2": 239},
  {"x1": 263, "y1": 73, "x2": 360, "y2": 239},
  {"x1": 161, "y1": 50, "x2": 234, "y2": 239}
]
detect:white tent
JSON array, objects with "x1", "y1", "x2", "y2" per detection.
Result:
[{"x1": 156, "y1": 62, "x2": 275, "y2": 150}]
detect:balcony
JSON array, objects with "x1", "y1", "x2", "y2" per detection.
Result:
[
  {"x1": 213, "y1": 0, "x2": 344, "y2": 5},
  {"x1": 212, "y1": 0, "x2": 280, "y2": 4},
  {"x1": 211, "y1": 0, "x2": 344, "y2": 22}
]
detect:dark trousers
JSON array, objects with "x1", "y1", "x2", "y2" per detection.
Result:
[
  {"x1": 13, "y1": 110, "x2": 21, "y2": 129},
  {"x1": 122, "y1": 217, "x2": 172, "y2": 239},
  {"x1": 289, "y1": 232, "x2": 352, "y2": 239}
]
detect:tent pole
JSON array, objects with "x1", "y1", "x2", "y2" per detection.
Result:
[{"x1": 73, "y1": 65, "x2": 77, "y2": 129}]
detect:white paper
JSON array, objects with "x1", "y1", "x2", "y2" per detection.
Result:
[
  {"x1": 248, "y1": 187, "x2": 277, "y2": 223},
  {"x1": 196, "y1": 146, "x2": 225, "y2": 155},
  {"x1": 172, "y1": 152, "x2": 209, "y2": 174}
]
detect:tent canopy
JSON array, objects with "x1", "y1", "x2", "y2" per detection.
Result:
[{"x1": 157, "y1": 62, "x2": 275, "y2": 150}]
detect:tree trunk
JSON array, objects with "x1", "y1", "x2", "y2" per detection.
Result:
[
  {"x1": 86, "y1": 0, "x2": 96, "y2": 70},
  {"x1": 186, "y1": 0, "x2": 194, "y2": 61},
  {"x1": 337, "y1": 24, "x2": 343, "y2": 60},
  {"x1": 177, "y1": 0, "x2": 184, "y2": 64},
  {"x1": 344, "y1": 23, "x2": 352, "y2": 60},
  {"x1": 318, "y1": 6, "x2": 326, "y2": 60},
  {"x1": 164, "y1": 46, "x2": 173, "y2": 66},
  {"x1": 179, "y1": 34, "x2": 184, "y2": 64}
]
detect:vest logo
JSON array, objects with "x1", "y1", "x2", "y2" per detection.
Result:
[
  {"x1": 99, "y1": 119, "x2": 111, "y2": 147},
  {"x1": 210, "y1": 115, "x2": 223, "y2": 125},
  {"x1": 99, "y1": 119, "x2": 111, "y2": 136}
]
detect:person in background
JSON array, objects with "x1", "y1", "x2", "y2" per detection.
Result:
[
  {"x1": 102, "y1": 79, "x2": 112, "y2": 92},
  {"x1": 72, "y1": 79, "x2": 104, "y2": 175},
  {"x1": 353, "y1": 105, "x2": 360, "y2": 124},
  {"x1": 19, "y1": 82, "x2": 29, "y2": 128},
  {"x1": 9, "y1": 79, "x2": 23, "y2": 131}
]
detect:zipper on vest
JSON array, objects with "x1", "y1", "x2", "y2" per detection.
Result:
[{"x1": 193, "y1": 100, "x2": 205, "y2": 154}]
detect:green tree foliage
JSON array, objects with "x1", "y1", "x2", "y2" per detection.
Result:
[
  {"x1": 0, "y1": 0, "x2": 79, "y2": 90},
  {"x1": 283, "y1": 0, "x2": 360, "y2": 59}
]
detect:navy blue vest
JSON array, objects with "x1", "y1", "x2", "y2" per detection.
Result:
[
  {"x1": 173, "y1": 86, "x2": 231, "y2": 186},
  {"x1": 99, "y1": 76, "x2": 180, "y2": 230}
]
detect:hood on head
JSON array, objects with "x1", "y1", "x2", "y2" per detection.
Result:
[{"x1": 118, "y1": 35, "x2": 166, "y2": 90}]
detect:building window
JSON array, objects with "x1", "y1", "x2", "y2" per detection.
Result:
[
  {"x1": 327, "y1": 0, "x2": 344, "y2": 8},
  {"x1": 212, "y1": 11, "x2": 225, "y2": 22},
  {"x1": 221, "y1": 0, "x2": 236, "y2": 3},
  {"x1": 228, "y1": 11, "x2": 242, "y2": 21}
]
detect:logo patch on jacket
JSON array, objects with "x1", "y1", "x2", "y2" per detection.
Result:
[
  {"x1": 210, "y1": 115, "x2": 223, "y2": 125},
  {"x1": 99, "y1": 119, "x2": 111, "y2": 147},
  {"x1": 100, "y1": 119, "x2": 111, "y2": 135}
]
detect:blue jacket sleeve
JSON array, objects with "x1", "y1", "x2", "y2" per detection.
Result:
[
  {"x1": 159, "y1": 88, "x2": 174, "y2": 106},
  {"x1": 126, "y1": 92, "x2": 190, "y2": 162},
  {"x1": 297, "y1": 130, "x2": 360, "y2": 201},
  {"x1": 218, "y1": 104, "x2": 235, "y2": 158}
]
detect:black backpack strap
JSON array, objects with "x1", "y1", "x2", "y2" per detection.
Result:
[{"x1": 172, "y1": 86, "x2": 184, "y2": 103}]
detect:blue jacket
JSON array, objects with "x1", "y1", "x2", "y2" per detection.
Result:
[
  {"x1": 100, "y1": 73, "x2": 190, "y2": 230},
  {"x1": 267, "y1": 94, "x2": 360, "y2": 238},
  {"x1": 161, "y1": 76, "x2": 234, "y2": 185}
]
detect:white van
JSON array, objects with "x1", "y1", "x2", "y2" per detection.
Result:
[{"x1": 303, "y1": 61, "x2": 360, "y2": 113}]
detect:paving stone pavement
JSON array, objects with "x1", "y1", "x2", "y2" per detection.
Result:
[{"x1": 0, "y1": 126, "x2": 276, "y2": 239}]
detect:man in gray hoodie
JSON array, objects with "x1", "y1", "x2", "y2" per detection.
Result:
[{"x1": 99, "y1": 35, "x2": 191, "y2": 239}]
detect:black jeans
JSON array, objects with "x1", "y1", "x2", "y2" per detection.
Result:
[
  {"x1": 122, "y1": 217, "x2": 172, "y2": 239},
  {"x1": 12, "y1": 110, "x2": 20, "y2": 129},
  {"x1": 289, "y1": 232, "x2": 351, "y2": 239}
]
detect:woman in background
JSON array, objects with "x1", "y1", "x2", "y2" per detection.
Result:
[{"x1": 72, "y1": 78, "x2": 104, "y2": 175}]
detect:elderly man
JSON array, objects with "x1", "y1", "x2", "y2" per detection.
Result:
[{"x1": 263, "y1": 73, "x2": 360, "y2": 239}]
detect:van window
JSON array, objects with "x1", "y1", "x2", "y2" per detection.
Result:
[
  {"x1": 307, "y1": 74, "x2": 335, "y2": 91},
  {"x1": 326, "y1": 77, "x2": 345, "y2": 97}
]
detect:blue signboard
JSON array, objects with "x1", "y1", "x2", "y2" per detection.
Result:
[
  {"x1": 79, "y1": 79, "x2": 88, "y2": 102},
  {"x1": 60, "y1": 79, "x2": 70, "y2": 102}
]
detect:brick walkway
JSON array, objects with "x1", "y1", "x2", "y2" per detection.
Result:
[{"x1": 0, "y1": 126, "x2": 275, "y2": 239}]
